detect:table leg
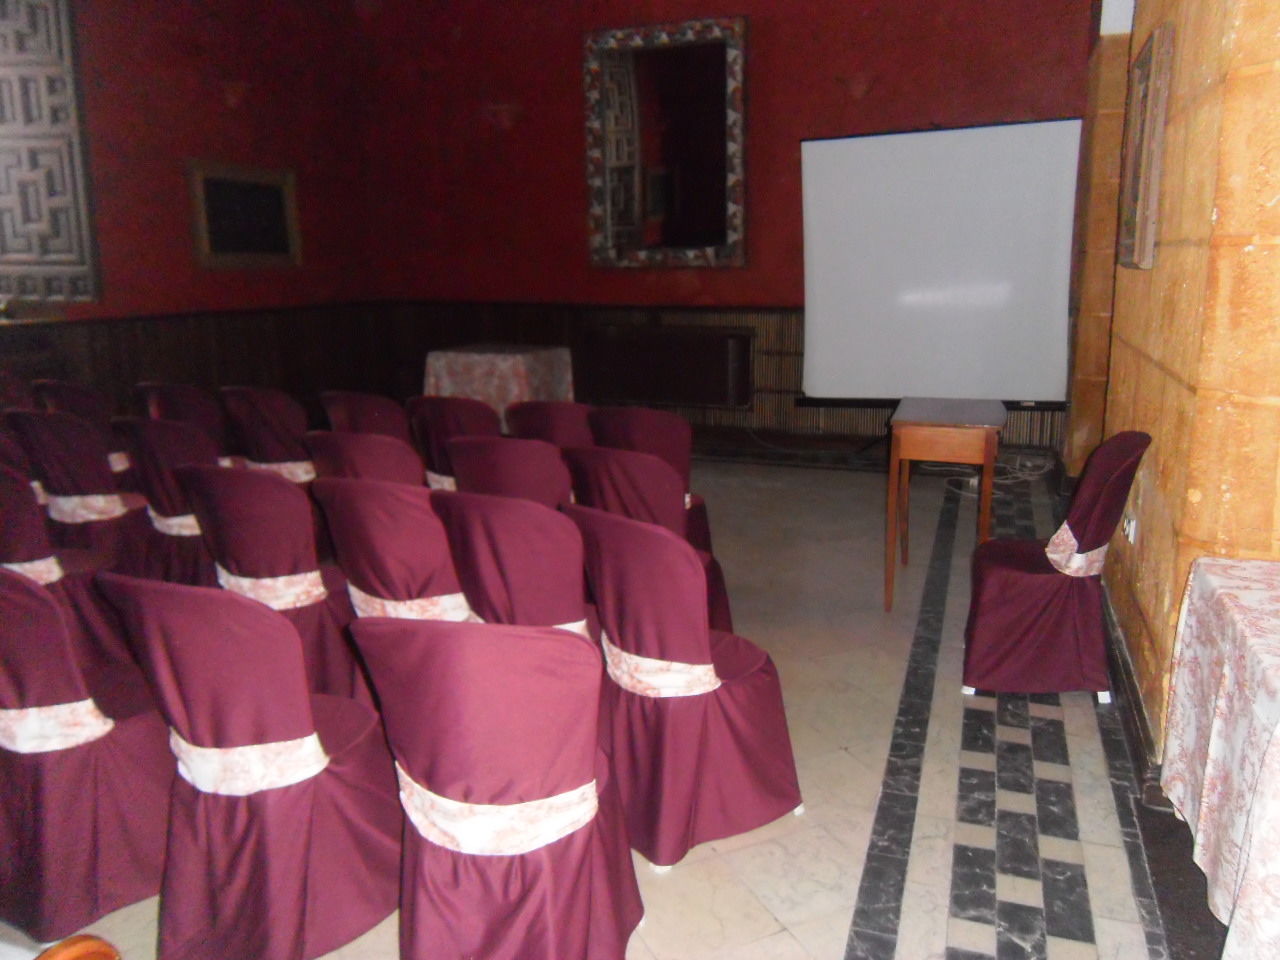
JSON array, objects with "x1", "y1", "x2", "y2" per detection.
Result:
[
  {"x1": 885, "y1": 434, "x2": 901, "y2": 611},
  {"x1": 977, "y1": 429, "x2": 997, "y2": 541},
  {"x1": 899, "y1": 459, "x2": 911, "y2": 565}
]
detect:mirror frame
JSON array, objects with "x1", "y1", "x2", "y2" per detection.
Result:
[{"x1": 584, "y1": 17, "x2": 746, "y2": 268}]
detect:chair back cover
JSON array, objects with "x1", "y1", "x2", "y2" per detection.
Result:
[
  {"x1": 219, "y1": 385, "x2": 310, "y2": 463},
  {"x1": 1062, "y1": 430, "x2": 1153, "y2": 551},
  {"x1": 135, "y1": 382, "x2": 232, "y2": 453},
  {"x1": 430, "y1": 490, "x2": 586, "y2": 628},
  {"x1": 97, "y1": 574, "x2": 315, "y2": 747},
  {"x1": 350, "y1": 616, "x2": 642, "y2": 959},
  {"x1": 0, "y1": 367, "x2": 34, "y2": 408},
  {"x1": 506, "y1": 400, "x2": 595, "y2": 448},
  {"x1": 31, "y1": 379, "x2": 113, "y2": 431},
  {"x1": 562, "y1": 445, "x2": 686, "y2": 537},
  {"x1": 0, "y1": 423, "x2": 34, "y2": 476},
  {"x1": 0, "y1": 464, "x2": 52, "y2": 564},
  {"x1": 97, "y1": 573, "x2": 400, "y2": 960},
  {"x1": 5, "y1": 409, "x2": 119, "y2": 497},
  {"x1": 176, "y1": 465, "x2": 362, "y2": 697},
  {"x1": 312, "y1": 477, "x2": 470, "y2": 611},
  {"x1": 115, "y1": 418, "x2": 219, "y2": 584},
  {"x1": 405, "y1": 394, "x2": 502, "y2": 476},
  {"x1": 447, "y1": 435, "x2": 572, "y2": 508},
  {"x1": 0, "y1": 567, "x2": 90, "y2": 707},
  {"x1": 0, "y1": 569, "x2": 169, "y2": 942},
  {"x1": 305, "y1": 430, "x2": 424, "y2": 485},
  {"x1": 567, "y1": 505, "x2": 710, "y2": 660},
  {"x1": 590, "y1": 405, "x2": 693, "y2": 490},
  {"x1": 319, "y1": 390, "x2": 414, "y2": 444},
  {"x1": 4, "y1": 410, "x2": 149, "y2": 572}
]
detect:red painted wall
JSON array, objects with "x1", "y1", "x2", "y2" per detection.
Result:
[
  {"x1": 65, "y1": 0, "x2": 366, "y2": 320},
  {"x1": 354, "y1": 1, "x2": 1092, "y2": 307},
  {"x1": 62, "y1": 1, "x2": 1091, "y2": 320}
]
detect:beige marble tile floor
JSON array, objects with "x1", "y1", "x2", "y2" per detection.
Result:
[{"x1": 0, "y1": 460, "x2": 1164, "y2": 960}]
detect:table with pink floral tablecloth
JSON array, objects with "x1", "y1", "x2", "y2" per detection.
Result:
[
  {"x1": 423, "y1": 345, "x2": 573, "y2": 423},
  {"x1": 1162, "y1": 556, "x2": 1280, "y2": 958}
]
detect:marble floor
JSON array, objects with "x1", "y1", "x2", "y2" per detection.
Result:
[{"x1": 2, "y1": 459, "x2": 1190, "y2": 959}]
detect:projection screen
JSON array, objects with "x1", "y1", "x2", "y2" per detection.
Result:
[{"x1": 800, "y1": 119, "x2": 1082, "y2": 403}]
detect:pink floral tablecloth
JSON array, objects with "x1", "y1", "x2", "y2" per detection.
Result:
[
  {"x1": 1162, "y1": 557, "x2": 1280, "y2": 958},
  {"x1": 423, "y1": 345, "x2": 573, "y2": 422}
]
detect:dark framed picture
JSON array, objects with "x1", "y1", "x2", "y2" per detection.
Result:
[
  {"x1": 189, "y1": 162, "x2": 301, "y2": 269},
  {"x1": 1117, "y1": 24, "x2": 1173, "y2": 270}
]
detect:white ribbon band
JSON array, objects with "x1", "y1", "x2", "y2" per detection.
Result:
[
  {"x1": 3, "y1": 555, "x2": 65, "y2": 585},
  {"x1": 30, "y1": 479, "x2": 48, "y2": 505},
  {"x1": 1044, "y1": 522, "x2": 1109, "y2": 577},
  {"x1": 47, "y1": 493, "x2": 129, "y2": 523},
  {"x1": 216, "y1": 565, "x2": 328, "y2": 611},
  {"x1": 347, "y1": 582, "x2": 479, "y2": 622},
  {"x1": 170, "y1": 728, "x2": 329, "y2": 796},
  {"x1": 0, "y1": 699, "x2": 115, "y2": 753},
  {"x1": 108, "y1": 451, "x2": 132, "y2": 473},
  {"x1": 245, "y1": 459, "x2": 317, "y2": 484},
  {"x1": 396, "y1": 762, "x2": 597, "y2": 855},
  {"x1": 601, "y1": 631, "x2": 721, "y2": 698},
  {"x1": 685, "y1": 492, "x2": 693, "y2": 509},
  {"x1": 554, "y1": 619, "x2": 590, "y2": 639},
  {"x1": 425, "y1": 469, "x2": 456, "y2": 491},
  {"x1": 148, "y1": 505, "x2": 202, "y2": 537},
  {"x1": 217, "y1": 456, "x2": 240, "y2": 468}
]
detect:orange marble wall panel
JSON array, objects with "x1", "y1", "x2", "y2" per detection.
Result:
[
  {"x1": 1215, "y1": 68, "x2": 1280, "y2": 237},
  {"x1": 1200, "y1": 242, "x2": 1280, "y2": 394},
  {"x1": 1073, "y1": 308, "x2": 1115, "y2": 379},
  {"x1": 1095, "y1": 34, "x2": 1133, "y2": 109},
  {"x1": 1181, "y1": 391, "x2": 1280, "y2": 551},
  {"x1": 1230, "y1": 0, "x2": 1280, "y2": 68}
]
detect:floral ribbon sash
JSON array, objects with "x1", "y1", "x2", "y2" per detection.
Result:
[
  {"x1": 0, "y1": 699, "x2": 115, "y2": 753},
  {"x1": 601, "y1": 631, "x2": 721, "y2": 697},
  {"x1": 217, "y1": 565, "x2": 328, "y2": 610},
  {"x1": 170, "y1": 729, "x2": 329, "y2": 796},
  {"x1": 1044, "y1": 521, "x2": 1109, "y2": 577}
]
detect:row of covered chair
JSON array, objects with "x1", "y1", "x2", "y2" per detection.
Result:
[{"x1": 2, "y1": 385, "x2": 800, "y2": 957}]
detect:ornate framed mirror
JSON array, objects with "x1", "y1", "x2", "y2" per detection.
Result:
[{"x1": 584, "y1": 17, "x2": 745, "y2": 268}]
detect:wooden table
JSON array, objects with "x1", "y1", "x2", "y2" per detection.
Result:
[
  {"x1": 1162, "y1": 557, "x2": 1280, "y2": 959},
  {"x1": 885, "y1": 397, "x2": 1006, "y2": 610},
  {"x1": 423, "y1": 344, "x2": 573, "y2": 424}
]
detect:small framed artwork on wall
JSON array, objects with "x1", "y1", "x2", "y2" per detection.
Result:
[
  {"x1": 1117, "y1": 24, "x2": 1173, "y2": 270},
  {"x1": 189, "y1": 162, "x2": 301, "y2": 269}
]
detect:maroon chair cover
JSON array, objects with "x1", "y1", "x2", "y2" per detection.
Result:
[
  {"x1": 305, "y1": 430, "x2": 425, "y2": 485},
  {"x1": 97, "y1": 574, "x2": 401, "y2": 960},
  {"x1": 219, "y1": 385, "x2": 314, "y2": 480},
  {"x1": 4, "y1": 409, "x2": 152, "y2": 574},
  {"x1": 319, "y1": 389, "x2": 415, "y2": 445},
  {"x1": 135, "y1": 381, "x2": 234, "y2": 455},
  {"x1": 30, "y1": 380, "x2": 137, "y2": 491},
  {"x1": 175, "y1": 465, "x2": 366, "y2": 700},
  {"x1": 447, "y1": 435, "x2": 573, "y2": 509},
  {"x1": 566, "y1": 505, "x2": 802, "y2": 866},
  {"x1": 429, "y1": 490, "x2": 589, "y2": 630},
  {"x1": 350, "y1": 616, "x2": 643, "y2": 959},
  {"x1": 563, "y1": 445, "x2": 733, "y2": 631},
  {"x1": 0, "y1": 465, "x2": 140, "y2": 671},
  {"x1": 963, "y1": 430, "x2": 1153, "y2": 694},
  {"x1": 404, "y1": 394, "x2": 502, "y2": 488},
  {"x1": 0, "y1": 366, "x2": 34, "y2": 408},
  {"x1": 506, "y1": 399, "x2": 595, "y2": 448},
  {"x1": 0, "y1": 569, "x2": 171, "y2": 942},
  {"x1": 0, "y1": 422, "x2": 46, "y2": 507},
  {"x1": 589, "y1": 404, "x2": 713, "y2": 552},
  {"x1": 311, "y1": 477, "x2": 479, "y2": 622},
  {"x1": 114, "y1": 418, "x2": 220, "y2": 585}
]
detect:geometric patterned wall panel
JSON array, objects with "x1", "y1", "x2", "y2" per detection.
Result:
[{"x1": 0, "y1": 0, "x2": 97, "y2": 301}]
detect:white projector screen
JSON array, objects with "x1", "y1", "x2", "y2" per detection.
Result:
[{"x1": 801, "y1": 119, "x2": 1082, "y2": 402}]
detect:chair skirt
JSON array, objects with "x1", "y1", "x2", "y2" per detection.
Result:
[
  {"x1": 398, "y1": 750, "x2": 642, "y2": 960},
  {"x1": 962, "y1": 538, "x2": 1109, "y2": 693},
  {"x1": 610, "y1": 632, "x2": 801, "y2": 866},
  {"x1": 157, "y1": 695, "x2": 400, "y2": 960}
]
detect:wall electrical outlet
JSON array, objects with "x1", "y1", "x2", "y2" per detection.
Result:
[{"x1": 1122, "y1": 514, "x2": 1137, "y2": 543}]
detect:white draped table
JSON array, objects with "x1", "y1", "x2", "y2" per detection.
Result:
[
  {"x1": 1162, "y1": 557, "x2": 1280, "y2": 958},
  {"x1": 423, "y1": 344, "x2": 573, "y2": 422}
]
